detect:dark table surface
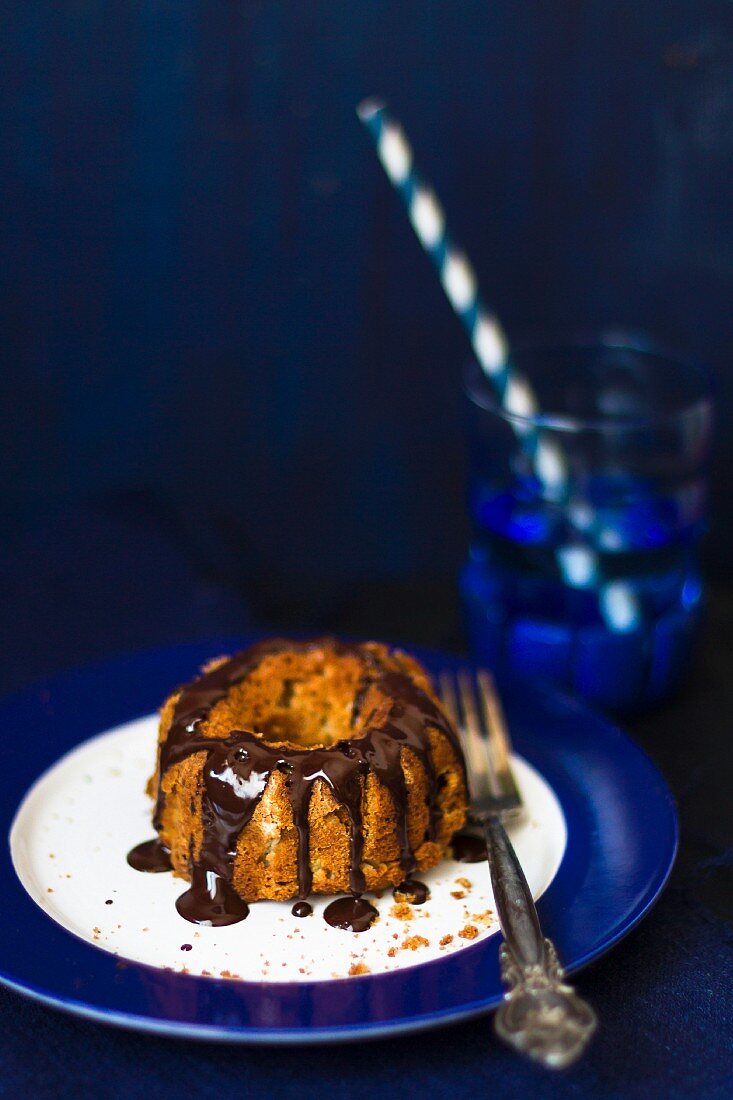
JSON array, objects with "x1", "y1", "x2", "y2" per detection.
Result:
[{"x1": 1, "y1": 508, "x2": 732, "y2": 1099}]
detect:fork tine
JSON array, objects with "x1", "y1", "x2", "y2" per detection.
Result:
[
  {"x1": 440, "y1": 671, "x2": 478, "y2": 801},
  {"x1": 457, "y1": 669, "x2": 495, "y2": 800},
  {"x1": 438, "y1": 671, "x2": 459, "y2": 728},
  {"x1": 477, "y1": 670, "x2": 510, "y2": 771},
  {"x1": 477, "y1": 669, "x2": 524, "y2": 812}
]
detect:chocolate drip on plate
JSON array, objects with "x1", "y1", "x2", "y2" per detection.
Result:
[
  {"x1": 127, "y1": 838, "x2": 172, "y2": 873},
  {"x1": 451, "y1": 832, "x2": 488, "y2": 863},
  {"x1": 175, "y1": 866, "x2": 250, "y2": 926},
  {"x1": 393, "y1": 878, "x2": 430, "y2": 905},
  {"x1": 323, "y1": 895, "x2": 379, "y2": 932},
  {"x1": 291, "y1": 901, "x2": 313, "y2": 918}
]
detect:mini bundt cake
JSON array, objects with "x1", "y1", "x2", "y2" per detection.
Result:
[{"x1": 145, "y1": 637, "x2": 467, "y2": 921}]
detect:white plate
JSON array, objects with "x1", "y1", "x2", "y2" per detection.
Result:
[{"x1": 10, "y1": 714, "x2": 566, "y2": 984}]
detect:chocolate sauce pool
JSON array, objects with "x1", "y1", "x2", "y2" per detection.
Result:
[
  {"x1": 128, "y1": 638, "x2": 466, "y2": 928},
  {"x1": 175, "y1": 868, "x2": 250, "y2": 927},
  {"x1": 323, "y1": 896, "x2": 379, "y2": 932},
  {"x1": 127, "y1": 838, "x2": 172, "y2": 873},
  {"x1": 393, "y1": 878, "x2": 430, "y2": 905},
  {"x1": 450, "y1": 832, "x2": 488, "y2": 863}
]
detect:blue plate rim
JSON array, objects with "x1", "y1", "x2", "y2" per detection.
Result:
[{"x1": 0, "y1": 636, "x2": 678, "y2": 1044}]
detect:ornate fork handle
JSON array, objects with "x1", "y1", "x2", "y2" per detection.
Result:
[{"x1": 482, "y1": 815, "x2": 597, "y2": 1068}]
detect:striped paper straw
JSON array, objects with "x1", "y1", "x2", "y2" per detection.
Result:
[
  {"x1": 357, "y1": 97, "x2": 566, "y2": 501},
  {"x1": 357, "y1": 98, "x2": 640, "y2": 633}
]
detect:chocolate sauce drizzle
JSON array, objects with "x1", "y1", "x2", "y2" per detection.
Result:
[
  {"x1": 127, "y1": 838, "x2": 172, "y2": 873},
  {"x1": 450, "y1": 831, "x2": 488, "y2": 863},
  {"x1": 291, "y1": 901, "x2": 312, "y2": 918},
  {"x1": 130, "y1": 638, "x2": 465, "y2": 928},
  {"x1": 393, "y1": 879, "x2": 430, "y2": 905},
  {"x1": 323, "y1": 896, "x2": 379, "y2": 932}
]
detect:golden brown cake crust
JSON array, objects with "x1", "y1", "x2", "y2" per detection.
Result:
[{"x1": 151, "y1": 637, "x2": 467, "y2": 906}]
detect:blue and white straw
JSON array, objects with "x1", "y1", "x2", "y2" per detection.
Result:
[
  {"x1": 357, "y1": 98, "x2": 640, "y2": 633},
  {"x1": 357, "y1": 98, "x2": 566, "y2": 500}
]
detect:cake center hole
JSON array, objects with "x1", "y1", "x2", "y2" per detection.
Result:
[
  {"x1": 218, "y1": 652, "x2": 367, "y2": 750},
  {"x1": 256, "y1": 713, "x2": 336, "y2": 749}
]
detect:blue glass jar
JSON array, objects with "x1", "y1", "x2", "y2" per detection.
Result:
[{"x1": 460, "y1": 332, "x2": 714, "y2": 712}]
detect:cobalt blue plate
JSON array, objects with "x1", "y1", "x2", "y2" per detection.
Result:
[{"x1": 0, "y1": 637, "x2": 678, "y2": 1043}]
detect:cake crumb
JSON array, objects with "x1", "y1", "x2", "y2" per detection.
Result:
[
  {"x1": 387, "y1": 947, "x2": 398, "y2": 957},
  {"x1": 47, "y1": 887, "x2": 54, "y2": 893},
  {"x1": 348, "y1": 961, "x2": 371, "y2": 976},
  {"x1": 455, "y1": 877, "x2": 472, "y2": 890},
  {"x1": 402, "y1": 935, "x2": 430, "y2": 951},
  {"x1": 471, "y1": 910, "x2": 493, "y2": 925},
  {"x1": 390, "y1": 902, "x2": 414, "y2": 921},
  {"x1": 459, "y1": 924, "x2": 479, "y2": 940},
  {"x1": 451, "y1": 890, "x2": 466, "y2": 900},
  {"x1": 439, "y1": 934, "x2": 454, "y2": 946}
]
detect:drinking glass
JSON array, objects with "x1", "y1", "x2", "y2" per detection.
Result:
[{"x1": 460, "y1": 331, "x2": 715, "y2": 712}]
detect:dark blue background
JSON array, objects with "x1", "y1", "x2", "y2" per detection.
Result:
[
  {"x1": 3, "y1": 2, "x2": 733, "y2": 617},
  {"x1": 2, "y1": 5, "x2": 733, "y2": 1096}
]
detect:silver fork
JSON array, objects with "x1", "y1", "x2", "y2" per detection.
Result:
[{"x1": 440, "y1": 669, "x2": 597, "y2": 1069}]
